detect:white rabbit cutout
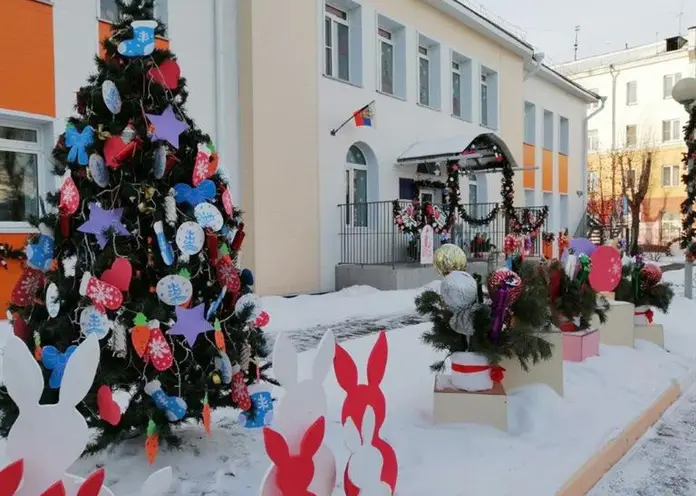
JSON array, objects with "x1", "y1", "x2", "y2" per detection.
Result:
[
  {"x1": 261, "y1": 331, "x2": 336, "y2": 496},
  {"x1": 63, "y1": 466, "x2": 172, "y2": 496},
  {"x1": 4, "y1": 333, "x2": 100, "y2": 495},
  {"x1": 344, "y1": 406, "x2": 392, "y2": 496}
]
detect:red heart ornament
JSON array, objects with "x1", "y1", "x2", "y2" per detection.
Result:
[
  {"x1": 100, "y1": 258, "x2": 132, "y2": 292},
  {"x1": 254, "y1": 311, "x2": 270, "y2": 328},
  {"x1": 104, "y1": 135, "x2": 138, "y2": 169},
  {"x1": 97, "y1": 386, "x2": 122, "y2": 426},
  {"x1": 148, "y1": 60, "x2": 181, "y2": 90}
]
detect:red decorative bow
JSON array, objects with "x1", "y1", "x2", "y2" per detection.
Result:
[{"x1": 635, "y1": 308, "x2": 654, "y2": 324}]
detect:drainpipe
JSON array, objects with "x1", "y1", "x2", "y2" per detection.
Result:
[
  {"x1": 608, "y1": 64, "x2": 620, "y2": 233},
  {"x1": 582, "y1": 95, "x2": 607, "y2": 234},
  {"x1": 213, "y1": 0, "x2": 227, "y2": 190},
  {"x1": 523, "y1": 52, "x2": 545, "y2": 80}
]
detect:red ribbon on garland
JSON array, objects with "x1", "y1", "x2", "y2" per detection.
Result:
[
  {"x1": 635, "y1": 308, "x2": 654, "y2": 324},
  {"x1": 451, "y1": 363, "x2": 506, "y2": 383}
]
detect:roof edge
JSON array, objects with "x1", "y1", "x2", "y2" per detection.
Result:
[{"x1": 536, "y1": 65, "x2": 600, "y2": 103}]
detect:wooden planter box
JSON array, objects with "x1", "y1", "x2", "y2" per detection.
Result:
[
  {"x1": 499, "y1": 330, "x2": 564, "y2": 396},
  {"x1": 634, "y1": 324, "x2": 664, "y2": 348},
  {"x1": 594, "y1": 300, "x2": 635, "y2": 347},
  {"x1": 433, "y1": 375, "x2": 507, "y2": 431},
  {"x1": 562, "y1": 329, "x2": 600, "y2": 362}
]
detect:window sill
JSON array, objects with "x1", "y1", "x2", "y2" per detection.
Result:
[
  {"x1": 626, "y1": 102, "x2": 638, "y2": 107},
  {"x1": 31, "y1": 0, "x2": 53, "y2": 5},
  {"x1": 0, "y1": 222, "x2": 38, "y2": 234},
  {"x1": 417, "y1": 102, "x2": 441, "y2": 112},
  {"x1": 480, "y1": 123, "x2": 498, "y2": 131},
  {"x1": 322, "y1": 74, "x2": 363, "y2": 89},
  {"x1": 376, "y1": 90, "x2": 406, "y2": 102},
  {"x1": 451, "y1": 113, "x2": 472, "y2": 124}
]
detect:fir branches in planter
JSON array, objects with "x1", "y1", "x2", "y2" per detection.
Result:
[
  {"x1": 615, "y1": 257, "x2": 674, "y2": 317},
  {"x1": 548, "y1": 258, "x2": 609, "y2": 331}
]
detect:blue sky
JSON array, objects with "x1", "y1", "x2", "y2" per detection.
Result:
[{"x1": 472, "y1": 0, "x2": 695, "y2": 64}]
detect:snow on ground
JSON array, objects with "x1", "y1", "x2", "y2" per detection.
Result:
[{"x1": 0, "y1": 278, "x2": 695, "y2": 494}]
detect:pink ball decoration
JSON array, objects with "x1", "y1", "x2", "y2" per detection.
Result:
[
  {"x1": 487, "y1": 268, "x2": 524, "y2": 304},
  {"x1": 640, "y1": 263, "x2": 662, "y2": 287}
]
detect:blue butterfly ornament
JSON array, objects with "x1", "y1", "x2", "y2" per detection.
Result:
[
  {"x1": 65, "y1": 124, "x2": 95, "y2": 166},
  {"x1": 41, "y1": 345, "x2": 77, "y2": 389}
]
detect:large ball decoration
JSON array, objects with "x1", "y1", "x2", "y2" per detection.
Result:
[
  {"x1": 487, "y1": 268, "x2": 523, "y2": 304},
  {"x1": 640, "y1": 263, "x2": 662, "y2": 287},
  {"x1": 440, "y1": 271, "x2": 478, "y2": 310},
  {"x1": 434, "y1": 244, "x2": 467, "y2": 276}
]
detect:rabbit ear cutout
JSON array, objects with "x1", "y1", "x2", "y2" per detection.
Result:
[
  {"x1": 141, "y1": 467, "x2": 173, "y2": 496},
  {"x1": 59, "y1": 334, "x2": 100, "y2": 407},
  {"x1": 40, "y1": 481, "x2": 67, "y2": 496},
  {"x1": 311, "y1": 331, "x2": 335, "y2": 383},
  {"x1": 366, "y1": 331, "x2": 388, "y2": 386},
  {"x1": 77, "y1": 468, "x2": 105, "y2": 496},
  {"x1": 343, "y1": 416, "x2": 363, "y2": 454},
  {"x1": 3, "y1": 334, "x2": 44, "y2": 410},
  {"x1": 272, "y1": 333, "x2": 298, "y2": 389},
  {"x1": 263, "y1": 426, "x2": 291, "y2": 466},
  {"x1": 299, "y1": 416, "x2": 325, "y2": 457},
  {"x1": 0, "y1": 459, "x2": 23, "y2": 496},
  {"x1": 333, "y1": 343, "x2": 358, "y2": 393}
]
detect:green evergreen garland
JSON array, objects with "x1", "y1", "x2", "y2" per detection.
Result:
[
  {"x1": 417, "y1": 258, "x2": 554, "y2": 372},
  {"x1": 548, "y1": 260, "x2": 609, "y2": 330},
  {"x1": 614, "y1": 261, "x2": 674, "y2": 312}
]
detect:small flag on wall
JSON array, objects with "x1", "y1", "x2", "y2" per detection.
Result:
[
  {"x1": 353, "y1": 103, "x2": 374, "y2": 128},
  {"x1": 330, "y1": 100, "x2": 375, "y2": 136}
]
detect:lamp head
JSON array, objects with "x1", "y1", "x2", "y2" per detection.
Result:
[{"x1": 672, "y1": 78, "x2": 696, "y2": 111}]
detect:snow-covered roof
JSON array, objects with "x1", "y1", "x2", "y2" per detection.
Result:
[{"x1": 396, "y1": 132, "x2": 517, "y2": 167}]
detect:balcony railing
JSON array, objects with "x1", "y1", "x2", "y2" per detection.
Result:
[{"x1": 338, "y1": 200, "x2": 548, "y2": 266}]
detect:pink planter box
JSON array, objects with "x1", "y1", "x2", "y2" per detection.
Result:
[{"x1": 562, "y1": 329, "x2": 600, "y2": 362}]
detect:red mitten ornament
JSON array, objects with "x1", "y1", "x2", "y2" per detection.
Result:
[
  {"x1": 144, "y1": 320, "x2": 173, "y2": 372},
  {"x1": 230, "y1": 363, "x2": 252, "y2": 411},
  {"x1": 79, "y1": 272, "x2": 123, "y2": 312},
  {"x1": 59, "y1": 176, "x2": 80, "y2": 215},
  {"x1": 11, "y1": 268, "x2": 45, "y2": 307},
  {"x1": 104, "y1": 124, "x2": 139, "y2": 168},
  {"x1": 192, "y1": 142, "x2": 218, "y2": 187}
]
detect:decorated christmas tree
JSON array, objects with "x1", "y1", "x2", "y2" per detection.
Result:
[
  {"x1": 615, "y1": 256, "x2": 674, "y2": 320},
  {"x1": 417, "y1": 246, "x2": 554, "y2": 391},
  {"x1": 1, "y1": 0, "x2": 271, "y2": 453}
]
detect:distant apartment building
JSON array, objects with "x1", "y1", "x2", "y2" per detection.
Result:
[{"x1": 557, "y1": 28, "x2": 696, "y2": 244}]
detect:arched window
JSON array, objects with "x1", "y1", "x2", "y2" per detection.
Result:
[{"x1": 345, "y1": 145, "x2": 368, "y2": 227}]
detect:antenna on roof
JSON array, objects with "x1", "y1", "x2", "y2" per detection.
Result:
[{"x1": 574, "y1": 25, "x2": 580, "y2": 61}]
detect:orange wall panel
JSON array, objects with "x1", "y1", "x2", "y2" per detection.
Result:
[
  {"x1": 99, "y1": 21, "x2": 169, "y2": 59},
  {"x1": 0, "y1": 0, "x2": 55, "y2": 116},
  {"x1": 558, "y1": 154, "x2": 568, "y2": 194},
  {"x1": 542, "y1": 150, "x2": 553, "y2": 192},
  {"x1": 523, "y1": 143, "x2": 535, "y2": 189},
  {"x1": 0, "y1": 234, "x2": 29, "y2": 314}
]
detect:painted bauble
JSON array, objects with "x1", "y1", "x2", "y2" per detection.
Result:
[
  {"x1": 487, "y1": 268, "x2": 524, "y2": 304},
  {"x1": 433, "y1": 244, "x2": 467, "y2": 276},
  {"x1": 640, "y1": 263, "x2": 662, "y2": 287},
  {"x1": 440, "y1": 271, "x2": 478, "y2": 310}
]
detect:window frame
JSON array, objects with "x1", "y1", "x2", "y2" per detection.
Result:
[
  {"x1": 452, "y1": 61, "x2": 462, "y2": 118},
  {"x1": 324, "y1": 4, "x2": 350, "y2": 82},
  {"x1": 0, "y1": 118, "x2": 47, "y2": 232},
  {"x1": 377, "y1": 26, "x2": 395, "y2": 95},
  {"x1": 345, "y1": 145, "x2": 368, "y2": 228},
  {"x1": 588, "y1": 129, "x2": 599, "y2": 151},
  {"x1": 626, "y1": 81, "x2": 638, "y2": 106},
  {"x1": 662, "y1": 119, "x2": 681, "y2": 142},
  {"x1": 663, "y1": 73, "x2": 682, "y2": 99},
  {"x1": 625, "y1": 124, "x2": 637, "y2": 147},
  {"x1": 480, "y1": 72, "x2": 489, "y2": 127},
  {"x1": 418, "y1": 45, "x2": 430, "y2": 107},
  {"x1": 661, "y1": 164, "x2": 681, "y2": 187}
]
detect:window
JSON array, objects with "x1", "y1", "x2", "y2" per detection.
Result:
[
  {"x1": 345, "y1": 145, "x2": 368, "y2": 227},
  {"x1": 417, "y1": 34, "x2": 441, "y2": 109},
  {"x1": 524, "y1": 102, "x2": 536, "y2": 145},
  {"x1": 100, "y1": 0, "x2": 118, "y2": 22},
  {"x1": 468, "y1": 175, "x2": 478, "y2": 206},
  {"x1": 325, "y1": 4, "x2": 350, "y2": 82},
  {"x1": 154, "y1": 0, "x2": 168, "y2": 35},
  {"x1": 588, "y1": 129, "x2": 599, "y2": 151},
  {"x1": 543, "y1": 110, "x2": 553, "y2": 150},
  {"x1": 480, "y1": 66, "x2": 499, "y2": 129},
  {"x1": 662, "y1": 119, "x2": 681, "y2": 142},
  {"x1": 0, "y1": 123, "x2": 41, "y2": 224},
  {"x1": 661, "y1": 165, "x2": 681, "y2": 187},
  {"x1": 626, "y1": 81, "x2": 637, "y2": 105},
  {"x1": 588, "y1": 88, "x2": 600, "y2": 110},
  {"x1": 376, "y1": 15, "x2": 406, "y2": 98},
  {"x1": 398, "y1": 178, "x2": 416, "y2": 200},
  {"x1": 588, "y1": 171, "x2": 599, "y2": 192},
  {"x1": 378, "y1": 28, "x2": 394, "y2": 95},
  {"x1": 419, "y1": 189, "x2": 435, "y2": 204},
  {"x1": 625, "y1": 124, "x2": 637, "y2": 147},
  {"x1": 418, "y1": 46, "x2": 430, "y2": 106},
  {"x1": 559, "y1": 117, "x2": 569, "y2": 155},
  {"x1": 661, "y1": 212, "x2": 680, "y2": 242},
  {"x1": 451, "y1": 52, "x2": 472, "y2": 120},
  {"x1": 663, "y1": 73, "x2": 682, "y2": 99},
  {"x1": 560, "y1": 194, "x2": 569, "y2": 232}
]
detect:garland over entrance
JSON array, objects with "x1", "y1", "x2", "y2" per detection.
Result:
[{"x1": 393, "y1": 133, "x2": 549, "y2": 235}]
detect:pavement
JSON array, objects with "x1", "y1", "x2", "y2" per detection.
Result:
[{"x1": 589, "y1": 383, "x2": 696, "y2": 495}]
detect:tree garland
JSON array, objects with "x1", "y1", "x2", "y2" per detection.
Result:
[
  {"x1": 0, "y1": 243, "x2": 25, "y2": 270},
  {"x1": 680, "y1": 106, "x2": 696, "y2": 249},
  {"x1": 393, "y1": 200, "x2": 452, "y2": 235}
]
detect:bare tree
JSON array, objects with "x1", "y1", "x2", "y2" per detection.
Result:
[
  {"x1": 587, "y1": 151, "x2": 625, "y2": 243},
  {"x1": 619, "y1": 147, "x2": 657, "y2": 255}
]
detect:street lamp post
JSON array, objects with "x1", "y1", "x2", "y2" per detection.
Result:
[{"x1": 672, "y1": 77, "x2": 696, "y2": 299}]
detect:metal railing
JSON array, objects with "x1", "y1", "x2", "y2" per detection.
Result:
[{"x1": 337, "y1": 200, "x2": 548, "y2": 266}]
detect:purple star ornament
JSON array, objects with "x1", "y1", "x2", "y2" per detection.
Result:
[
  {"x1": 145, "y1": 105, "x2": 189, "y2": 149},
  {"x1": 168, "y1": 303, "x2": 213, "y2": 348},
  {"x1": 78, "y1": 202, "x2": 130, "y2": 249}
]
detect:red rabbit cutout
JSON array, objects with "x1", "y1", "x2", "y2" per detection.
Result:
[
  {"x1": 0, "y1": 460, "x2": 23, "y2": 496},
  {"x1": 263, "y1": 416, "x2": 326, "y2": 496},
  {"x1": 333, "y1": 331, "x2": 398, "y2": 494},
  {"x1": 77, "y1": 468, "x2": 106, "y2": 495}
]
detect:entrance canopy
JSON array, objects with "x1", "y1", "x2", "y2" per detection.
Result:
[{"x1": 396, "y1": 132, "x2": 518, "y2": 172}]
